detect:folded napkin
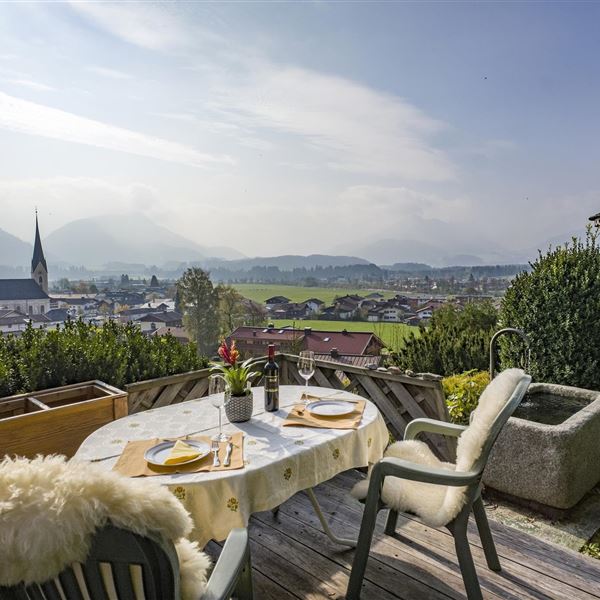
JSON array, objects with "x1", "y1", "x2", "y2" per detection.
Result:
[
  {"x1": 113, "y1": 432, "x2": 244, "y2": 478},
  {"x1": 282, "y1": 399, "x2": 366, "y2": 430}
]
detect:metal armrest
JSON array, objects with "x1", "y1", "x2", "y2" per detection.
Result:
[
  {"x1": 404, "y1": 418, "x2": 467, "y2": 441},
  {"x1": 203, "y1": 528, "x2": 250, "y2": 600},
  {"x1": 376, "y1": 457, "x2": 479, "y2": 487}
]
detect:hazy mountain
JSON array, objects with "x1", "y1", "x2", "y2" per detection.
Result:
[
  {"x1": 0, "y1": 228, "x2": 33, "y2": 267},
  {"x1": 205, "y1": 253, "x2": 370, "y2": 271},
  {"x1": 44, "y1": 214, "x2": 243, "y2": 267}
]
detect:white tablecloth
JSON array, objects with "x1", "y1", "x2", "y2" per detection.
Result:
[{"x1": 75, "y1": 385, "x2": 389, "y2": 546}]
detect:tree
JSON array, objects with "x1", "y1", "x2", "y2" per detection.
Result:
[
  {"x1": 150, "y1": 275, "x2": 159, "y2": 288},
  {"x1": 216, "y1": 284, "x2": 248, "y2": 334},
  {"x1": 393, "y1": 301, "x2": 498, "y2": 376},
  {"x1": 500, "y1": 228, "x2": 600, "y2": 389},
  {"x1": 176, "y1": 268, "x2": 219, "y2": 357}
]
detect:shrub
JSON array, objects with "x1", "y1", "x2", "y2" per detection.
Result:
[
  {"x1": 443, "y1": 370, "x2": 490, "y2": 424},
  {"x1": 0, "y1": 320, "x2": 207, "y2": 397},
  {"x1": 393, "y1": 301, "x2": 498, "y2": 376},
  {"x1": 500, "y1": 228, "x2": 600, "y2": 390}
]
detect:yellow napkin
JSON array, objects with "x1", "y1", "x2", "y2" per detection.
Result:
[{"x1": 164, "y1": 440, "x2": 202, "y2": 465}]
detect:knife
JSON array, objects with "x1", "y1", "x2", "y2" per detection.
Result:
[{"x1": 224, "y1": 442, "x2": 233, "y2": 467}]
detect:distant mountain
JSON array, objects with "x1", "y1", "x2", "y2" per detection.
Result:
[
  {"x1": 44, "y1": 214, "x2": 243, "y2": 267},
  {"x1": 0, "y1": 228, "x2": 32, "y2": 267},
  {"x1": 204, "y1": 254, "x2": 370, "y2": 271}
]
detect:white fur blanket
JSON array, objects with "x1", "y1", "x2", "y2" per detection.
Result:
[
  {"x1": 352, "y1": 368, "x2": 526, "y2": 527},
  {"x1": 0, "y1": 455, "x2": 211, "y2": 599}
]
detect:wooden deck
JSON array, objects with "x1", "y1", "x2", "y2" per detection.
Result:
[{"x1": 207, "y1": 470, "x2": 600, "y2": 599}]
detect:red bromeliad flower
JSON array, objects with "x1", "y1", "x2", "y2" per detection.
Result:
[
  {"x1": 230, "y1": 340, "x2": 240, "y2": 365},
  {"x1": 218, "y1": 339, "x2": 239, "y2": 366}
]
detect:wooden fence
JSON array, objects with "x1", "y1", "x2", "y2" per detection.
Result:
[{"x1": 126, "y1": 354, "x2": 453, "y2": 460}]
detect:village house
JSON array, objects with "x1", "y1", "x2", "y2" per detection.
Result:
[
  {"x1": 226, "y1": 325, "x2": 303, "y2": 357},
  {"x1": 135, "y1": 311, "x2": 183, "y2": 333},
  {"x1": 302, "y1": 298, "x2": 324, "y2": 314},
  {"x1": 0, "y1": 309, "x2": 51, "y2": 334},
  {"x1": 264, "y1": 295, "x2": 291, "y2": 306},
  {"x1": 227, "y1": 325, "x2": 385, "y2": 359},
  {"x1": 152, "y1": 326, "x2": 191, "y2": 345}
]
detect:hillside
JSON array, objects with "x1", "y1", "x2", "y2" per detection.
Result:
[
  {"x1": 0, "y1": 228, "x2": 33, "y2": 267},
  {"x1": 44, "y1": 214, "x2": 242, "y2": 267}
]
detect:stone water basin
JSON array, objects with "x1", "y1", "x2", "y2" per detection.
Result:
[{"x1": 484, "y1": 382, "x2": 600, "y2": 510}]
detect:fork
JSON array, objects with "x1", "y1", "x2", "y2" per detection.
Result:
[{"x1": 211, "y1": 440, "x2": 221, "y2": 467}]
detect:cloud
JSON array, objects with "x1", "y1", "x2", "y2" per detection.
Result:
[
  {"x1": 70, "y1": 2, "x2": 192, "y2": 51},
  {"x1": 86, "y1": 66, "x2": 132, "y2": 80},
  {"x1": 4, "y1": 78, "x2": 55, "y2": 92},
  {"x1": 0, "y1": 91, "x2": 235, "y2": 168},
  {"x1": 339, "y1": 185, "x2": 469, "y2": 222},
  {"x1": 0, "y1": 177, "x2": 161, "y2": 239},
  {"x1": 211, "y1": 65, "x2": 456, "y2": 181}
]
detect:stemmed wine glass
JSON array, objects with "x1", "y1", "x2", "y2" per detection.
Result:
[
  {"x1": 209, "y1": 374, "x2": 231, "y2": 443},
  {"x1": 298, "y1": 350, "x2": 315, "y2": 403}
]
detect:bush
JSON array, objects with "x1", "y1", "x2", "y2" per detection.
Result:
[
  {"x1": 500, "y1": 228, "x2": 600, "y2": 390},
  {"x1": 393, "y1": 301, "x2": 498, "y2": 376},
  {"x1": 0, "y1": 320, "x2": 207, "y2": 397},
  {"x1": 443, "y1": 370, "x2": 490, "y2": 424}
]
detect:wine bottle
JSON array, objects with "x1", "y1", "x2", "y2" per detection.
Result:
[{"x1": 264, "y1": 344, "x2": 279, "y2": 412}]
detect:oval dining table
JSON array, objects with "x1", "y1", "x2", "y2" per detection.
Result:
[{"x1": 75, "y1": 384, "x2": 389, "y2": 548}]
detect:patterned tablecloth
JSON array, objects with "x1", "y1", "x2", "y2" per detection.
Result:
[{"x1": 75, "y1": 385, "x2": 389, "y2": 546}]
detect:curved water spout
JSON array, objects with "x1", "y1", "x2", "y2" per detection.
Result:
[{"x1": 489, "y1": 328, "x2": 530, "y2": 379}]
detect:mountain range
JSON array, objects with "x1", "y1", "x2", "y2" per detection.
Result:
[{"x1": 0, "y1": 214, "x2": 586, "y2": 271}]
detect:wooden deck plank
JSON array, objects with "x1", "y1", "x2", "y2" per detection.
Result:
[
  {"x1": 202, "y1": 471, "x2": 600, "y2": 600},
  {"x1": 329, "y1": 470, "x2": 600, "y2": 593},
  {"x1": 280, "y1": 489, "x2": 544, "y2": 600},
  {"x1": 252, "y1": 508, "x2": 457, "y2": 600},
  {"x1": 322, "y1": 471, "x2": 600, "y2": 598}
]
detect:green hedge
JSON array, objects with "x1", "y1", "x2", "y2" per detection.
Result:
[
  {"x1": 0, "y1": 320, "x2": 207, "y2": 397},
  {"x1": 393, "y1": 302, "x2": 497, "y2": 376},
  {"x1": 500, "y1": 229, "x2": 600, "y2": 390}
]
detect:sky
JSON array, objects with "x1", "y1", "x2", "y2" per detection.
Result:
[{"x1": 0, "y1": 1, "x2": 599, "y2": 261}]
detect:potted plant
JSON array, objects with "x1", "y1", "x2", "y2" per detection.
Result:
[{"x1": 212, "y1": 340, "x2": 260, "y2": 422}]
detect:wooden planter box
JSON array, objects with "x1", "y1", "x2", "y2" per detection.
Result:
[{"x1": 0, "y1": 381, "x2": 127, "y2": 459}]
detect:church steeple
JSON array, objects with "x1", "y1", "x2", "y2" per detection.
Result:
[{"x1": 31, "y1": 210, "x2": 48, "y2": 293}]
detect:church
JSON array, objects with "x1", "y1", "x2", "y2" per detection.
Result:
[{"x1": 0, "y1": 215, "x2": 50, "y2": 315}]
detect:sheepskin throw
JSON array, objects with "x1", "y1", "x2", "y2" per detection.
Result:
[
  {"x1": 0, "y1": 455, "x2": 211, "y2": 599},
  {"x1": 352, "y1": 368, "x2": 526, "y2": 527}
]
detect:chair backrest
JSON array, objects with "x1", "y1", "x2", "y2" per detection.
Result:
[
  {"x1": 455, "y1": 369, "x2": 531, "y2": 475},
  {"x1": 0, "y1": 525, "x2": 181, "y2": 600}
]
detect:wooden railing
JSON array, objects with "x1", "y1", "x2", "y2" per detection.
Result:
[{"x1": 126, "y1": 354, "x2": 453, "y2": 460}]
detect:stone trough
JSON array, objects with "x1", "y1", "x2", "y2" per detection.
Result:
[{"x1": 484, "y1": 382, "x2": 600, "y2": 511}]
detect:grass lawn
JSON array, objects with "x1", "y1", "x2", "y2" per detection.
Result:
[
  {"x1": 270, "y1": 319, "x2": 418, "y2": 352},
  {"x1": 233, "y1": 283, "x2": 396, "y2": 305}
]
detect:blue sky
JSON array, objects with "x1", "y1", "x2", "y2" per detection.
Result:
[{"x1": 0, "y1": 1, "x2": 598, "y2": 262}]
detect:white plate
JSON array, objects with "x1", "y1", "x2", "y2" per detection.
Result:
[
  {"x1": 305, "y1": 400, "x2": 356, "y2": 417},
  {"x1": 144, "y1": 439, "x2": 211, "y2": 467}
]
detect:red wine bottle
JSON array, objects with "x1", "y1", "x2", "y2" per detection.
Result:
[{"x1": 264, "y1": 344, "x2": 279, "y2": 412}]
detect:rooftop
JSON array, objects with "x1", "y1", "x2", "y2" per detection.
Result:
[{"x1": 0, "y1": 279, "x2": 49, "y2": 301}]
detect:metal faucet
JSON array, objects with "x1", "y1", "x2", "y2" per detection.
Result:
[{"x1": 489, "y1": 328, "x2": 530, "y2": 379}]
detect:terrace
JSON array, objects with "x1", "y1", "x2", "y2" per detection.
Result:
[{"x1": 1, "y1": 354, "x2": 599, "y2": 599}]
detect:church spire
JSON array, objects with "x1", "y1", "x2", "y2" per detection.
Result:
[{"x1": 31, "y1": 210, "x2": 48, "y2": 293}]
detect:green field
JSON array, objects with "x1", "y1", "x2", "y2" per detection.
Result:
[
  {"x1": 270, "y1": 319, "x2": 418, "y2": 352},
  {"x1": 233, "y1": 283, "x2": 396, "y2": 305}
]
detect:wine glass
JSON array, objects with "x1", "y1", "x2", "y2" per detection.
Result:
[
  {"x1": 209, "y1": 374, "x2": 231, "y2": 443},
  {"x1": 298, "y1": 350, "x2": 315, "y2": 403}
]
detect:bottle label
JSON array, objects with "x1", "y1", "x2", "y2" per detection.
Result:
[{"x1": 265, "y1": 374, "x2": 279, "y2": 392}]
